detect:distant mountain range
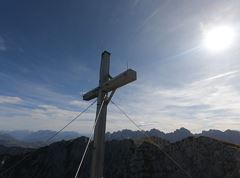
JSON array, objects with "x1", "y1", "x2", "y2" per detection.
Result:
[
  {"x1": 0, "y1": 136, "x2": 239, "y2": 178},
  {"x1": 0, "y1": 130, "x2": 81, "y2": 148},
  {"x1": 0, "y1": 128, "x2": 239, "y2": 148},
  {"x1": 106, "y1": 127, "x2": 240, "y2": 145}
]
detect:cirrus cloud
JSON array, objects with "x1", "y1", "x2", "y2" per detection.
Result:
[{"x1": 0, "y1": 95, "x2": 23, "y2": 104}]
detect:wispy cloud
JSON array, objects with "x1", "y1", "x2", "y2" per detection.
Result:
[
  {"x1": 0, "y1": 102, "x2": 96, "y2": 132},
  {"x1": 0, "y1": 79, "x2": 97, "y2": 132},
  {"x1": 193, "y1": 70, "x2": 239, "y2": 83},
  {"x1": 112, "y1": 70, "x2": 240, "y2": 133},
  {"x1": 138, "y1": 8, "x2": 160, "y2": 30},
  {"x1": 1, "y1": 68, "x2": 239, "y2": 133},
  {"x1": 32, "y1": 104, "x2": 95, "y2": 122},
  {"x1": 69, "y1": 100, "x2": 91, "y2": 108},
  {"x1": 0, "y1": 95, "x2": 23, "y2": 104}
]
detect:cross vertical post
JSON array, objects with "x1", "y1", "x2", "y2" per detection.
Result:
[
  {"x1": 83, "y1": 51, "x2": 137, "y2": 178},
  {"x1": 90, "y1": 51, "x2": 110, "y2": 178}
]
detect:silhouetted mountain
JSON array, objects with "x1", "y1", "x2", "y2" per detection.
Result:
[
  {"x1": 5, "y1": 130, "x2": 32, "y2": 140},
  {"x1": 130, "y1": 137, "x2": 240, "y2": 178},
  {"x1": 0, "y1": 145, "x2": 33, "y2": 155},
  {"x1": 164, "y1": 127, "x2": 193, "y2": 142},
  {"x1": 106, "y1": 128, "x2": 193, "y2": 142},
  {"x1": 0, "y1": 133, "x2": 27, "y2": 148},
  {"x1": 0, "y1": 130, "x2": 81, "y2": 147},
  {"x1": 199, "y1": 129, "x2": 240, "y2": 145},
  {"x1": 22, "y1": 130, "x2": 80, "y2": 143},
  {"x1": 1, "y1": 128, "x2": 239, "y2": 148},
  {"x1": 0, "y1": 133, "x2": 15, "y2": 142},
  {"x1": 0, "y1": 136, "x2": 239, "y2": 178},
  {"x1": 147, "y1": 128, "x2": 165, "y2": 138},
  {"x1": 105, "y1": 128, "x2": 193, "y2": 143},
  {"x1": 106, "y1": 128, "x2": 240, "y2": 145},
  {"x1": 106, "y1": 129, "x2": 143, "y2": 140}
]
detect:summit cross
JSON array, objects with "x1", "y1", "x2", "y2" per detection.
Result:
[{"x1": 83, "y1": 51, "x2": 137, "y2": 178}]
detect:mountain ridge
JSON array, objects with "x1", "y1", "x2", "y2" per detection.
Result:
[
  {"x1": 106, "y1": 127, "x2": 240, "y2": 145},
  {"x1": 1, "y1": 128, "x2": 239, "y2": 148},
  {"x1": 0, "y1": 136, "x2": 239, "y2": 178}
]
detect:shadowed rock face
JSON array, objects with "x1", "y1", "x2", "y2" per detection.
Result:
[
  {"x1": 0, "y1": 138, "x2": 137, "y2": 178},
  {"x1": 0, "y1": 136, "x2": 239, "y2": 178},
  {"x1": 131, "y1": 137, "x2": 240, "y2": 178}
]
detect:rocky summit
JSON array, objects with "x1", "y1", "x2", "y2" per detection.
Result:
[{"x1": 0, "y1": 136, "x2": 239, "y2": 178}]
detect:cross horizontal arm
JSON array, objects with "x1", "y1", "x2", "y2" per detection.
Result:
[
  {"x1": 103, "y1": 69, "x2": 136, "y2": 92},
  {"x1": 83, "y1": 69, "x2": 137, "y2": 101},
  {"x1": 83, "y1": 87, "x2": 99, "y2": 101}
]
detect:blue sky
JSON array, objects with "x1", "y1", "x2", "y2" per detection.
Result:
[{"x1": 0, "y1": 0, "x2": 240, "y2": 133}]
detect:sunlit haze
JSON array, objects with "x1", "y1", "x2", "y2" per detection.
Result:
[
  {"x1": 0, "y1": 0, "x2": 240, "y2": 134},
  {"x1": 203, "y1": 25, "x2": 235, "y2": 52}
]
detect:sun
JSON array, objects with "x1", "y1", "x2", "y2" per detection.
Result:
[{"x1": 203, "y1": 25, "x2": 235, "y2": 52}]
